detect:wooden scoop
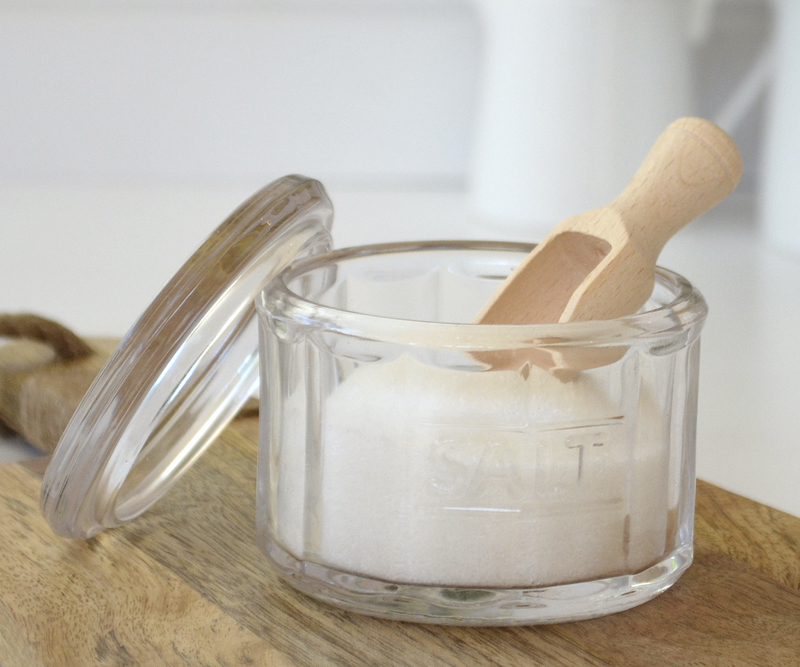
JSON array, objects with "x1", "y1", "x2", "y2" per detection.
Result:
[{"x1": 475, "y1": 117, "x2": 742, "y2": 377}]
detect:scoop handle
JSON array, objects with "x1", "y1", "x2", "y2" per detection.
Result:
[{"x1": 610, "y1": 117, "x2": 742, "y2": 261}]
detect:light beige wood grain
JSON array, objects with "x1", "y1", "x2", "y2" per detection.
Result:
[
  {"x1": 477, "y1": 118, "x2": 742, "y2": 327},
  {"x1": 0, "y1": 338, "x2": 119, "y2": 454},
  {"x1": 475, "y1": 118, "x2": 743, "y2": 378},
  {"x1": 695, "y1": 479, "x2": 800, "y2": 592},
  {"x1": 0, "y1": 462, "x2": 295, "y2": 667}
]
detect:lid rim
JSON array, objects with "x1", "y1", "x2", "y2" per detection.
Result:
[{"x1": 41, "y1": 175, "x2": 334, "y2": 539}]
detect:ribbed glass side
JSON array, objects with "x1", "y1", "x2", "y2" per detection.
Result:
[{"x1": 256, "y1": 241, "x2": 706, "y2": 624}]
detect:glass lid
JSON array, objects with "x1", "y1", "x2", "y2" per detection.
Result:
[{"x1": 41, "y1": 175, "x2": 333, "y2": 539}]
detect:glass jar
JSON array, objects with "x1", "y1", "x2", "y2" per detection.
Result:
[{"x1": 255, "y1": 240, "x2": 706, "y2": 625}]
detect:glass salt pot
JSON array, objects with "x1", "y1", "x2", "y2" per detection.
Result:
[{"x1": 41, "y1": 176, "x2": 706, "y2": 626}]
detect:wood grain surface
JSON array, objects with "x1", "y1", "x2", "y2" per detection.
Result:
[{"x1": 1, "y1": 338, "x2": 799, "y2": 666}]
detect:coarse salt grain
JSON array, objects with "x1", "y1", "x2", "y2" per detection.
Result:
[{"x1": 278, "y1": 354, "x2": 669, "y2": 588}]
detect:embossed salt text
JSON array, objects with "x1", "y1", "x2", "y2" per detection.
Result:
[{"x1": 278, "y1": 354, "x2": 669, "y2": 588}]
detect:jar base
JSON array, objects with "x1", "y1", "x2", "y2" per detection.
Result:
[{"x1": 263, "y1": 541, "x2": 693, "y2": 626}]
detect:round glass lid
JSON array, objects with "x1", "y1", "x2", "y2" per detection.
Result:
[{"x1": 41, "y1": 175, "x2": 333, "y2": 539}]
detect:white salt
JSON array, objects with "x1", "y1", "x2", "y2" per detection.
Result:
[{"x1": 279, "y1": 355, "x2": 669, "y2": 588}]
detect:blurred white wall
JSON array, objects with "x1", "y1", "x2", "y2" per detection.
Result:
[
  {"x1": 0, "y1": 0, "x2": 479, "y2": 189},
  {"x1": 0, "y1": 0, "x2": 771, "y2": 191}
]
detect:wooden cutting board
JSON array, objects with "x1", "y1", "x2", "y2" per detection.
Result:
[{"x1": 1, "y1": 337, "x2": 799, "y2": 667}]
